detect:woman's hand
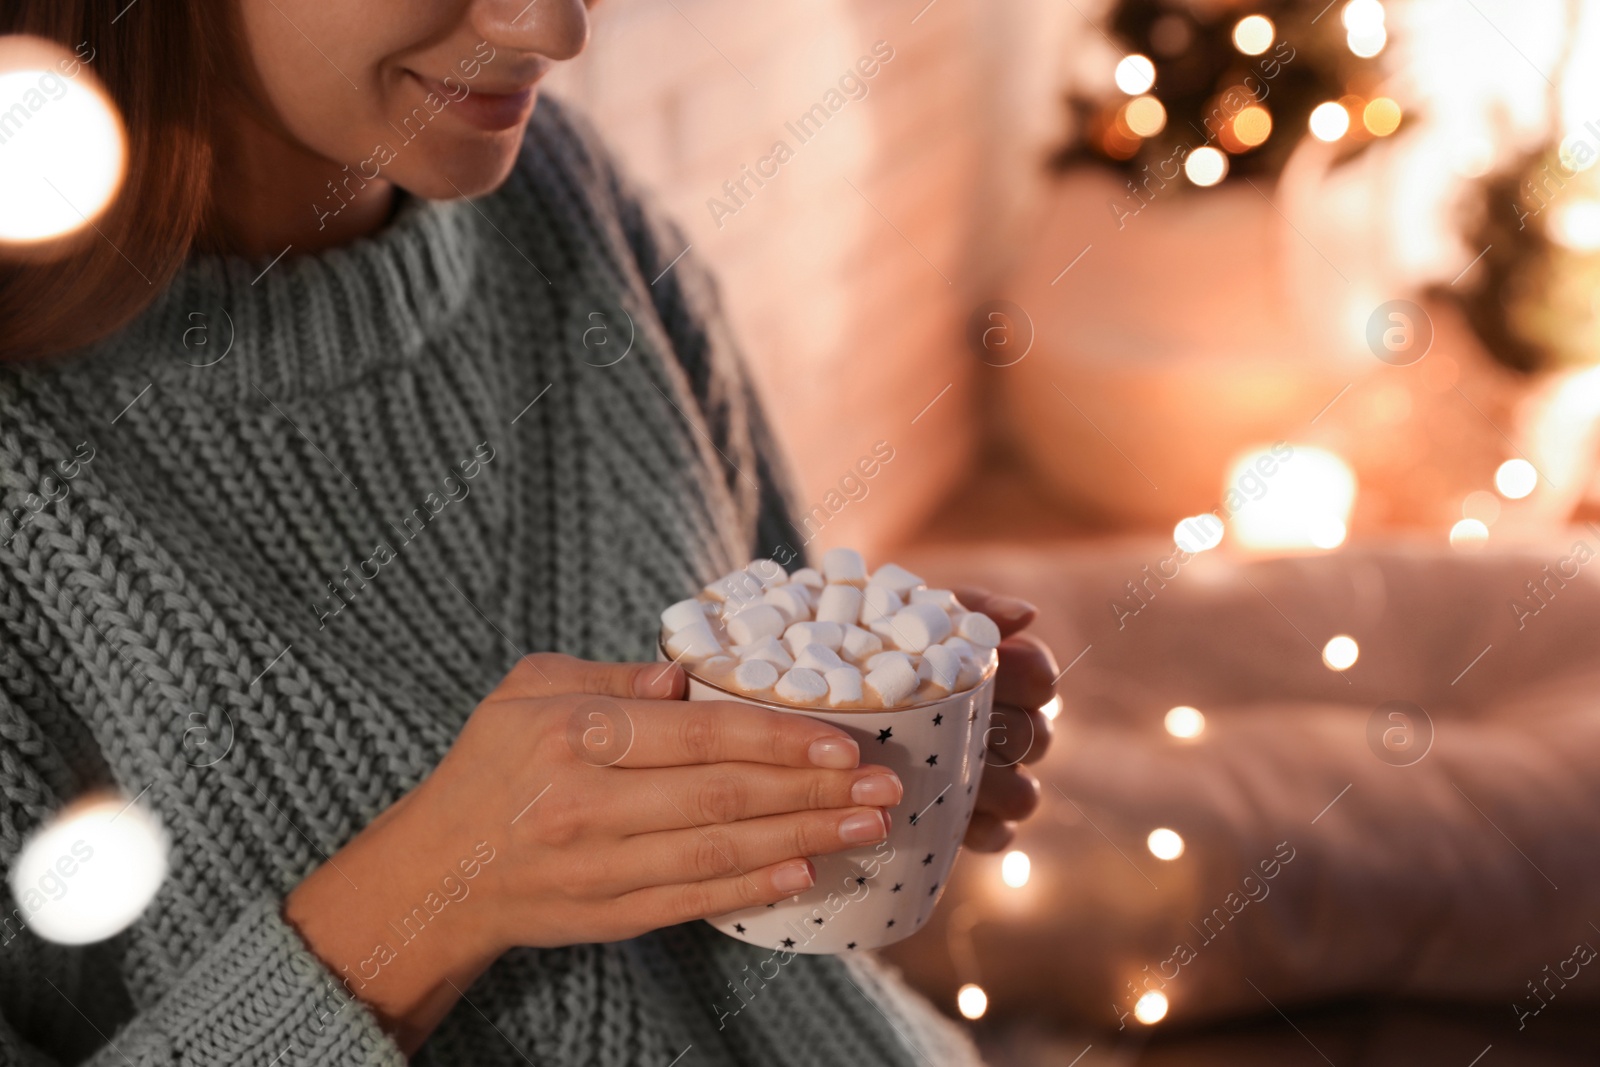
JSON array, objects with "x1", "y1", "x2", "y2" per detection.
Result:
[
  {"x1": 284, "y1": 653, "x2": 902, "y2": 1051},
  {"x1": 952, "y1": 589, "x2": 1057, "y2": 852}
]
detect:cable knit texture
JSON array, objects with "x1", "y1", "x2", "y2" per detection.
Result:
[{"x1": 0, "y1": 98, "x2": 982, "y2": 1066}]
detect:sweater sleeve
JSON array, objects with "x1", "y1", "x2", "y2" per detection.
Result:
[{"x1": 0, "y1": 685, "x2": 405, "y2": 1067}]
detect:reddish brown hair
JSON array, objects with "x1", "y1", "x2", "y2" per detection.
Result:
[{"x1": 0, "y1": 1, "x2": 246, "y2": 361}]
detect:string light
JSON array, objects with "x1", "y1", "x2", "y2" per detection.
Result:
[
  {"x1": 1147, "y1": 828, "x2": 1185, "y2": 860},
  {"x1": 1232, "y1": 16, "x2": 1275, "y2": 56},
  {"x1": 1449, "y1": 518, "x2": 1489, "y2": 550},
  {"x1": 1185, "y1": 146, "x2": 1228, "y2": 187},
  {"x1": 1124, "y1": 95, "x2": 1167, "y2": 137},
  {"x1": 1134, "y1": 990, "x2": 1170, "y2": 1024},
  {"x1": 1308, "y1": 516, "x2": 1348, "y2": 550},
  {"x1": 957, "y1": 983, "x2": 989, "y2": 1020},
  {"x1": 1494, "y1": 459, "x2": 1537, "y2": 499},
  {"x1": 1000, "y1": 850, "x2": 1031, "y2": 888},
  {"x1": 1114, "y1": 54, "x2": 1156, "y2": 95},
  {"x1": 1347, "y1": 24, "x2": 1386, "y2": 57},
  {"x1": 1233, "y1": 105, "x2": 1273, "y2": 148},
  {"x1": 1321, "y1": 635, "x2": 1359, "y2": 671},
  {"x1": 1309, "y1": 102, "x2": 1351, "y2": 142},
  {"x1": 1363, "y1": 97, "x2": 1402, "y2": 136},
  {"x1": 1164, "y1": 706, "x2": 1206, "y2": 739},
  {"x1": 8, "y1": 794, "x2": 168, "y2": 945},
  {"x1": 0, "y1": 36, "x2": 128, "y2": 244},
  {"x1": 1341, "y1": 0, "x2": 1386, "y2": 33}
]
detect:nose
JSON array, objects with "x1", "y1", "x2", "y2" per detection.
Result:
[{"x1": 473, "y1": 0, "x2": 591, "y2": 62}]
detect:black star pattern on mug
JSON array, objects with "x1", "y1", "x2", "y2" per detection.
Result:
[
  {"x1": 877, "y1": 727, "x2": 893, "y2": 743},
  {"x1": 734, "y1": 923, "x2": 746, "y2": 934},
  {"x1": 892, "y1": 882, "x2": 903, "y2": 892},
  {"x1": 935, "y1": 795, "x2": 945, "y2": 804},
  {"x1": 922, "y1": 852, "x2": 935, "y2": 866},
  {"x1": 847, "y1": 941, "x2": 857, "y2": 949},
  {"x1": 812, "y1": 917, "x2": 824, "y2": 925},
  {"x1": 781, "y1": 937, "x2": 796, "y2": 948},
  {"x1": 932, "y1": 712, "x2": 943, "y2": 725},
  {"x1": 908, "y1": 812, "x2": 920, "y2": 826},
  {"x1": 966, "y1": 784, "x2": 974, "y2": 795},
  {"x1": 855, "y1": 876, "x2": 867, "y2": 886},
  {"x1": 929, "y1": 882, "x2": 939, "y2": 896},
  {"x1": 766, "y1": 903, "x2": 776, "y2": 908},
  {"x1": 925, "y1": 754, "x2": 938, "y2": 767},
  {"x1": 969, "y1": 709, "x2": 978, "y2": 723},
  {"x1": 886, "y1": 919, "x2": 896, "y2": 928}
]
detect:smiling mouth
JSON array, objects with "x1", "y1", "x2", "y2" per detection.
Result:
[{"x1": 406, "y1": 69, "x2": 543, "y2": 132}]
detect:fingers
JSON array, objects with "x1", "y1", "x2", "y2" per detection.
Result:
[
  {"x1": 995, "y1": 634, "x2": 1058, "y2": 710},
  {"x1": 617, "y1": 763, "x2": 903, "y2": 834},
  {"x1": 609, "y1": 806, "x2": 891, "y2": 894},
  {"x1": 964, "y1": 812, "x2": 1016, "y2": 852},
  {"x1": 606, "y1": 700, "x2": 861, "y2": 770},
  {"x1": 951, "y1": 586, "x2": 1037, "y2": 638},
  {"x1": 974, "y1": 763, "x2": 1040, "y2": 822},
  {"x1": 985, "y1": 703, "x2": 1053, "y2": 766},
  {"x1": 494, "y1": 652, "x2": 688, "y2": 702},
  {"x1": 619, "y1": 857, "x2": 819, "y2": 929}
]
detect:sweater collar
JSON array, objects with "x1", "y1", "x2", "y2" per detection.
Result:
[{"x1": 66, "y1": 190, "x2": 484, "y2": 404}]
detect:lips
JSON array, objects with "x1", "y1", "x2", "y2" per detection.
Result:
[{"x1": 407, "y1": 70, "x2": 541, "y2": 132}]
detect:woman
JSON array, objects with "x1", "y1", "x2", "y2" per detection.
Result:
[{"x1": 0, "y1": 1, "x2": 1058, "y2": 1063}]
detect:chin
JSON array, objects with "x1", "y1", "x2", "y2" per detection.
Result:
[{"x1": 395, "y1": 128, "x2": 528, "y2": 202}]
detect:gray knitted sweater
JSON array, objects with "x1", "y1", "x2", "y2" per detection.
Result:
[{"x1": 0, "y1": 99, "x2": 982, "y2": 1066}]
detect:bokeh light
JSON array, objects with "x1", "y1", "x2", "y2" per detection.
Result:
[
  {"x1": 1321, "y1": 635, "x2": 1360, "y2": 671},
  {"x1": 1233, "y1": 105, "x2": 1273, "y2": 148},
  {"x1": 1185, "y1": 146, "x2": 1228, "y2": 187},
  {"x1": 1462, "y1": 490, "x2": 1501, "y2": 526},
  {"x1": 1309, "y1": 101, "x2": 1351, "y2": 142},
  {"x1": 1124, "y1": 95, "x2": 1167, "y2": 137},
  {"x1": 1147, "y1": 827, "x2": 1185, "y2": 860},
  {"x1": 1449, "y1": 517, "x2": 1489, "y2": 550},
  {"x1": 957, "y1": 983, "x2": 988, "y2": 1020},
  {"x1": 1226, "y1": 446, "x2": 1356, "y2": 552},
  {"x1": 1363, "y1": 97, "x2": 1402, "y2": 137},
  {"x1": 1115, "y1": 54, "x2": 1157, "y2": 95},
  {"x1": 1041, "y1": 695, "x2": 1063, "y2": 721},
  {"x1": 1342, "y1": 0, "x2": 1386, "y2": 33},
  {"x1": 1347, "y1": 25, "x2": 1387, "y2": 57},
  {"x1": 1174, "y1": 514, "x2": 1224, "y2": 553},
  {"x1": 0, "y1": 37, "x2": 127, "y2": 244},
  {"x1": 1001, "y1": 850, "x2": 1031, "y2": 888},
  {"x1": 1134, "y1": 990, "x2": 1170, "y2": 1024},
  {"x1": 1164, "y1": 705, "x2": 1206, "y2": 739},
  {"x1": 8, "y1": 794, "x2": 168, "y2": 945},
  {"x1": 1494, "y1": 459, "x2": 1537, "y2": 499},
  {"x1": 1232, "y1": 16, "x2": 1275, "y2": 56}
]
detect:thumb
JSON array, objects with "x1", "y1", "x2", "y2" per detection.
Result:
[{"x1": 499, "y1": 652, "x2": 687, "y2": 700}]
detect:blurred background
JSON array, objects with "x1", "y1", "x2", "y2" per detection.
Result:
[{"x1": 548, "y1": 0, "x2": 1600, "y2": 1064}]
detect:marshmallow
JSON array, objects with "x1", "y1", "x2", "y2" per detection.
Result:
[
  {"x1": 795, "y1": 644, "x2": 846, "y2": 673},
  {"x1": 822, "y1": 547, "x2": 867, "y2": 584},
  {"x1": 732, "y1": 659, "x2": 779, "y2": 693},
  {"x1": 815, "y1": 584, "x2": 863, "y2": 627},
  {"x1": 860, "y1": 584, "x2": 904, "y2": 625},
  {"x1": 868, "y1": 618, "x2": 905, "y2": 650},
  {"x1": 824, "y1": 666, "x2": 864, "y2": 708},
  {"x1": 699, "y1": 654, "x2": 737, "y2": 676},
  {"x1": 841, "y1": 624, "x2": 883, "y2": 661},
  {"x1": 746, "y1": 558, "x2": 788, "y2": 589},
  {"x1": 866, "y1": 650, "x2": 914, "y2": 673},
  {"x1": 958, "y1": 611, "x2": 1002, "y2": 648},
  {"x1": 736, "y1": 635, "x2": 794, "y2": 670},
  {"x1": 955, "y1": 657, "x2": 984, "y2": 690},
  {"x1": 762, "y1": 586, "x2": 811, "y2": 625},
  {"x1": 789, "y1": 567, "x2": 825, "y2": 589},
  {"x1": 666, "y1": 618, "x2": 722, "y2": 658},
  {"x1": 870, "y1": 562, "x2": 924, "y2": 595},
  {"x1": 776, "y1": 667, "x2": 829, "y2": 705},
  {"x1": 724, "y1": 604, "x2": 786, "y2": 645},
  {"x1": 910, "y1": 588, "x2": 960, "y2": 611},
  {"x1": 704, "y1": 568, "x2": 763, "y2": 606},
  {"x1": 919, "y1": 644, "x2": 962, "y2": 693},
  {"x1": 865, "y1": 656, "x2": 919, "y2": 707},
  {"x1": 784, "y1": 620, "x2": 843, "y2": 654},
  {"x1": 660, "y1": 598, "x2": 707, "y2": 634},
  {"x1": 887, "y1": 603, "x2": 952, "y2": 653},
  {"x1": 941, "y1": 635, "x2": 979, "y2": 663}
]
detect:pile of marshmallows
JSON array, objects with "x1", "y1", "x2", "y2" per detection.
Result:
[{"x1": 660, "y1": 548, "x2": 1001, "y2": 709}]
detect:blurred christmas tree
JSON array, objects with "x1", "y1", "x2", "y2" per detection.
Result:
[{"x1": 1051, "y1": 0, "x2": 1403, "y2": 193}]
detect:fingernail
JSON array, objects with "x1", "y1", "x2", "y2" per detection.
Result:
[
  {"x1": 772, "y1": 860, "x2": 814, "y2": 893},
  {"x1": 809, "y1": 736, "x2": 860, "y2": 769},
  {"x1": 851, "y1": 773, "x2": 902, "y2": 807},
  {"x1": 634, "y1": 664, "x2": 680, "y2": 699},
  {"x1": 839, "y1": 810, "x2": 890, "y2": 844},
  {"x1": 995, "y1": 597, "x2": 1036, "y2": 622}
]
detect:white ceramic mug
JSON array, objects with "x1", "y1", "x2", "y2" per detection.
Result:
[{"x1": 662, "y1": 642, "x2": 995, "y2": 954}]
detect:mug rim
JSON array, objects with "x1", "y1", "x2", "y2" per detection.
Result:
[{"x1": 657, "y1": 635, "x2": 998, "y2": 713}]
